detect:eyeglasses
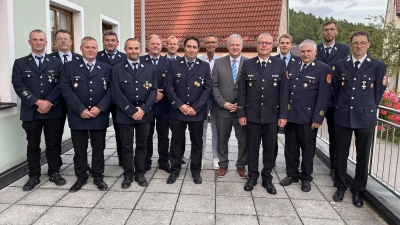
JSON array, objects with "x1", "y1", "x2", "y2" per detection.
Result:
[
  {"x1": 56, "y1": 38, "x2": 70, "y2": 41},
  {"x1": 257, "y1": 42, "x2": 273, "y2": 46},
  {"x1": 205, "y1": 41, "x2": 217, "y2": 45},
  {"x1": 323, "y1": 28, "x2": 337, "y2": 32},
  {"x1": 351, "y1": 41, "x2": 369, "y2": 46}
]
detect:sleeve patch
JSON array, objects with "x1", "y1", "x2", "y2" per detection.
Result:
[{"x1": 327, "y1": 74, "x2": 331, "y2": 84}]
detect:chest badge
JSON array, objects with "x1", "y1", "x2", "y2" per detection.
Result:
[
  {"x1": 303, "y1": 83, "x2": 308, "y2": 88},
  {"x1": 194, "y1": 81, "x2": 200, "y2": 87},
  {"x1": 273, "y1": 82, "x2": 277, "y2": 87},
  {"x1": 342, "y1": 81, "x2": 345, "y2": 86},
  {"x1": 74, "y1": 83, "x2": 78, "y2": 88},
  {"x1": 249, "y1": 82, "x2": 252, "y2": 87},
  {"x1": 361, "y1": 81, "x2": 367, "y2": 89}
]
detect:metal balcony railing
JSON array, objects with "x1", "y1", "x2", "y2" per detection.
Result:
[{"x1": 317, "y1": 105, "x2": 400, "y2": 197}]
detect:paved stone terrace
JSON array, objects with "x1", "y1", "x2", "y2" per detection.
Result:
[{"x1": 0, "y1": 126, "x2": 388, "y2": 225}]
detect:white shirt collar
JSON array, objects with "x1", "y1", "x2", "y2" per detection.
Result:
[{"x1": 352, "y1": 54, "x2": 367, "y2": 66}]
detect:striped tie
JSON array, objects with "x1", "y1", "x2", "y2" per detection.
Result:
[{"x1": 232, "y1": 60, "x2": 237, "y2": 83}]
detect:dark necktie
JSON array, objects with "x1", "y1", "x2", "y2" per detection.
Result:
[
  {"x1": 35, "y1": 56, "x2": 43, "y2": 70},
  {"x1": 152, "y1": 58, "x2": 158, "y2": 70},
  {"x1": 63, "y1": 54, "x2": 68, "y2": 63},
  {"x1": 132, "y1": 62, "x2": 138, "y2": 72},
  {"x1": 325, "y1": 47, "x2": 331, "y2": 59},
  {"x1": 87, "y1": 63, "x2": 93, "y2": 73},
  {"x1": 301, "y1": 63, "x2": 307, "y2": 71},
  {"x1": 283, "y1": 56, "x2": 287, "y2": 66},
  {"x1": 354, "y1": 61, "x2": 360, "y2": 72},
  {"x1": 188, "y1": 62, "x2": 194, "y2": 70},
  {"x1": 107, "y1": 53, "x2": 114, "y2": 60},
  {"x1": 261, "y1": 61, "x2": 266, "y2": 68}
]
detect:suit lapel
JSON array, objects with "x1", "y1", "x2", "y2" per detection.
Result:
[
  {"x1": 156, "y1": 57, "x2": 166, "y2": 74},
  {"x1": 179, "y1": 60, "x2": 190, "y2": 76},
  {"x1": 262, "y1": 59, "x2": 273, "y2": 76},
  {"x1": 89, "y1": 64, "x2": 102, "y2": 78},
  {"x1": 357, "y1": 57, "x2": 372, "y2": 75},
  {"x1": 135, "y1": 63, "x2": 145, "y2": 78},
  {"x1": 26, "y1": 54, "x2": 40, "y2": 73},
  {"x1": 292, "y1": 61, "x2": 303, "y2": 79},
  {"x1": 123, "y1": 62, "x2": 136, "y2": 77},
  {"x1": 224, "y1": 56, "x2": 234, "y2": 84},
  {"x1": 317, "y1": 46, "x2": 327, "y2": 63},
  {"x1": 39, "y1": 54, "x2": 52, "y2": 73},
  {"x1": 78, "y1": 60, "x2": 90, "y2": 77},
  {"x1": 254, "y1": 58, "x2": 264, "y2": 76},
  {"x1": 327, "y1": 44, "x2": 339, "y2": 62},
  {"x1": 188, "y1": 59, "x2": 200, "y2": 78},
  {"x1": 344, "y1": 58, "x2": 356, "y2": 75}
]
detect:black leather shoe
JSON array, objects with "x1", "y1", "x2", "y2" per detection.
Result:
[
  {"x1": 69, "y1": 179, "x2": 87, "y2": 193},
  {"x1": 301, "y1": 180, "x2": 311, "y2": 192},
  {"x1": 333, "y1": 189, "x2": 345, "y2": 202},
  {"x1": 262, "y1": 181, "x2": 277, "y2": 195},
  {"x1": 181, "y1": 157, "x2": 187, "y2": 164},
  {"x1": 244, "y1": 178, "x2": 257, "y2": 191},
  {"x1": 352, "y1": 192, "x2": 364, "y2": 208},
  {"x1": 280, "y1": 177, "x2": 299, "y2": 186},
  {"x1": 330, "y1": 169, "x2": 335, "y2": 180},
  {"x1": 193, "y1": 174, "x2": 202, "y2": 184},
  {"x1": 167, "y1": 174, "x2": 179, "y2": 184},
  {"x1": 159, "y1": 165, "x2": 171, "y2": 173},
  {"x1": 49, "y1": 172, "x2": 66, "y2": 186},
  {"x1": 135, "y1": 176, "x2": 149, "y2": 186},
  {"x1": 144, "y1": 166, "x2": 151, "y2": 171},
  {"x1": 93, "y1": 179, "x2": 108, "y2": 191},
  {"x1": 87, "y1": 165, "x2": 92, "y2": 174},
  {"x1": 118, "y1": 161, "x2": 123, "y2": 166},
  {"x1": 121, "y1": 177, "x2": 134, "y2": 189},
  {"x1": 22, "y1": 177, "x2": 40, "y2": 191}
]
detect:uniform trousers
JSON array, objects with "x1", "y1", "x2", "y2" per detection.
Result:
[
  {"x1": 284, "y1": 122, "x2": 317, "y2": 182},
  {"x1": 215, "y1": 115, "x2": 247, "y2": 168},
  {"x1": 247, "y1": 122, "x2": 277, "y2": 182},
  {"x1": 170, "y1": 120, "x2": 203, "y2": 175},
  {"x1": 334, "y1": 124, "x2": 373, "y2": 193},
  {"x1": 120, "y1": 123, "x2": 150, "y2": 178},
  {"x1": 71, "y1": 129, "x2": 106, "y2": 181},
  {"x1": 145, "y1": 113, "x2": 170, "y2": 168},
  {"x1": 58, "y1": 99, "x2": 68, "y2": 167},
  {"x1": 325, "y1": 107, "x2": 336, "y2": 169},
  {"x1": 110, "y1": 103, "x2": 122, "y2": 164},
  {"x1": 22, "y1": 119, "x2": 62, "y2": 178}
]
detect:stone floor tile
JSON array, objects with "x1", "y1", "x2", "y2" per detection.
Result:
[
  {"x1": 344, "y1": 219, "x2": 388, "y2": 225},
  {"x1": 8, "y1": 175, "x2": 31, "y2": 187},
  {"x1": 55, "y1": 190, "x2": 105, "y2": 208},
  {"x1": 145, "y1": 178, "x2": 183, "y2": 194},
  {"x1": 216, "y1": 181, "x2": 251, "y2": 197},
  {"x1": 17, "y1": 189, "x2": 68, "y2": 206},
  {"x1": 40, "y1": 163, "x2": 70, "y2": 175},
  {"x1": 216, "y1": 214, "x2": 258, "y2": 225},
  {"x1": 333, "y1": 201, "x2": 388, "y2": 223},
  {"x1": 59, "y1": 154, "x2": 74, "y2": 164},
  {"x1": 0, "y1": 203, "x2": 10, "y2": 213},
  {"x1": 95, "y1": 191, "x2": 141, "y2": 209},
  {"x1": 251, "y1": 184, "x2": 288, "y2": 199},
  {"x1": 185, "y1": 169, "x2": 216, "y2": 182},
  {"x1": 126, "y1": 209, "x2": 173, "y2": 225},
  {"x1": 104, "y1": 156, "x2": 119, "y2": 166},
  {"x1": 171, "y1": 211, "x2": 215, "y2": 225},
  {"x1": 318, "y1": 186, "x2": 353, "y2": 203},
  {"x1": 81, "y1": 208, "x2": 132, "y2": 225},
  {"x1": 216, "y1": 196, "x2": 256, "y2": 215},
  {"x1": 103, "y1": 148, "x2": 116, "y2": 156},
  {"x1": 109, "y1": 177, "x2": 146, "y2": 192},
  {"x1": 301, "y1": 218, "x2": 346, "y2": 225},
  {"x1": 135, "y1": 193, "x2": 178, "y2": 211},
  {"x1": 0, "y1": 187, "x2": 30, "y2": 204},
  {"x1": 292, "y1": 199, "x2": 341, "y2": 220},
  {"x1": 312, "y1": 174, "x2": 334, "y2": 187},
  {"x1": 175, "y1": 194, "x2": 215, "y2": 213},
  {"x1": 258, "y1": 216, "x2": 303, "y2": 225},
  {"x1": 0, "y1": 205, "x2": 48, "y2": 225},
  {"x1": 312, "y1": 164, "x2": 331, "y2": 175},
  {"x1": 284, "y1": 182, "x2": 326, "y2": 200},
  {"x1": 59, "y1": 164, "x2": 76, "y2": 176},
  {"x1": 34, "y1": 206, "x2": 90, "y2": 225},
  {"x1": 254, "y1": 198, "x2": 297, "y2": 217},
  {"x1": 103, "y1": 165, "x2": 123, "y2": 177},
  {"x1": 105, "y1": 142, "x2": 116, "y2": 149},
  {"x1": 181, "y1": 180, "x2": 215, "y2": 195}
]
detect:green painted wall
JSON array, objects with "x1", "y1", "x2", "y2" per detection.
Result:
[{"x1": 0, "y1": 0, "x2": 132, "y2": 174}]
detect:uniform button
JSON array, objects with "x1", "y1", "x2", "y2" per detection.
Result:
[
  {"x1": 136, "y1": 102, "x2": 139, "y2": 105},
  {"x1": 351, "y1": 97, "x2": 354, "y2": 99},
  {"x1": 342, "y1": 78, "x2": 345, "y2": 80},
  {"x1": 291, "y1": 92, "x2": 294, "y2": 94},
  {"x1": 261, "y1": 95, "x2": 264, "y2": 98},
  {"x1": 90, "y1": 81, "x2": 92, "y2": 84},
  {"x1": 350, "y1": 106, "x2": 353, "y2": 109},
  {"x1": 90, "y1": 90, "x2": 92, "y2": 92},
  {"x1": 88, "y1": 106, "x2": 91, "y2": 108},
  {"x1": 187, "y1": 94, "x2": 189, "y2": 96},
  {"x1": 41, "y1": 91, "x2": 43, "y2": 93},
  {"x1": 136, "y1": 81, "x2": 138, "y2": 83},
  {"x1": 41, "y1": 83, "x2": 43, "y2": 85},
  {"x1": 354, "y1": 78, "x2": 356, "y2": 80},
  {"x1": 293, "y1": 85, "x2": 296, "y2": 87},
  {"x1": 262, "y1": 79, "x2": 265, "y2": 82},
  {"x1": 136, "y1": 88, "x2": 138, "y2": 90},
  {"x1": 40, "y1": 76, "x2": 42, "y2": 78},
  {"x1": 352, "y1": 87, "x2": 355, "y2": 90},
  {"x1": 90, "y1": 98, "x2": 92, "y2": 100},
  {"x1": 188, "y1": 87, "x2": 190, "y2": 89},
  {"x1": 125, "y1": 81, "x2": 127, "y2": 83},
  {"x1": 290, "y1": 100, "x2": 292, "y2": 102},
  {"x1": 261, "y1": 103, "x2": 263, "y2": 105},
  {"x1": 136, "y1": 95, "x2": 138, "y2": 98},
  {"x1": 187, "y1": 102, "x2": 189, "y2": 104},
  {"x1": 296, "y1": 78, "x2": 298, "y2": 80},
  {"x1": 371, "y1": 110, "x2": 374, "y2": 112},
  {"x1": 28, "y1": 75, "x2": 30, "y2": 77},
  {"x1": 262, "y1": 87, "x2": 264, "y2": 89},
  {"x1": 308, "y1": 108, "x2": 310, "y2": 110}
]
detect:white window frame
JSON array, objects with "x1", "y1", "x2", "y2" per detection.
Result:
[
  {"x1": 100, "y1": 14, "x2": 121, "y2": 50},
  {"x1": 47, "y1": 0, "x2": 84, "y2": 54}
]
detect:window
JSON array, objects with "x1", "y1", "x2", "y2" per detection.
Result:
[
  {"x1": 102, "y1": 23, "x2": 113, "y2": 35},
  {"x1": 50, "y1": 6, "x2": 73, "y2": 52}
]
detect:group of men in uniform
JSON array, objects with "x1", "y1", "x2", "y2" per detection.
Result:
[{"x1": 12, "y1": 19, "x2": 386, "y2": 208}]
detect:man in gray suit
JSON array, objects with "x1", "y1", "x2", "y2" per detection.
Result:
[{"x1": 212, "y1": 34, "x2": 248, "y2": 178}]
